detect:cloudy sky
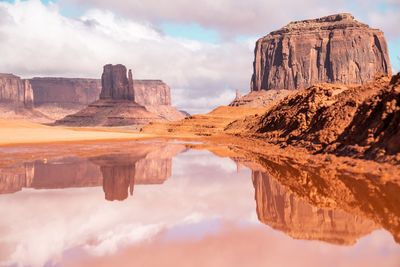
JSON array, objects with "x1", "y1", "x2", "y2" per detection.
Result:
[{"x1": 0, "y1": 0, "x2": 399, "y2": 113}]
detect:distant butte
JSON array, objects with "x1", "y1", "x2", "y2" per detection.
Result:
[{"x1": 55, "y1": 64, "x2": 185, "y2": 127}]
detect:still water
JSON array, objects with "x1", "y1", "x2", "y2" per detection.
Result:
[{"x1": 0, "y1": 141, "x2": 399, "y2": 267}]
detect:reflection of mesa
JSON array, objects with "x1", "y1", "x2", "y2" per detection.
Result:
[{"x1": 0, "y1": 143, "x2": 186, "y2": 201}]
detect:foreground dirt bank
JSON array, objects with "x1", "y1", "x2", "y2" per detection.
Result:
[{"x1": 227, "y1": 74, "x2": 400, "y2": 163}]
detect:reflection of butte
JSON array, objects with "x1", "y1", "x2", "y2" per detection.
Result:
[
  {"x1": 252, "y1": 171, "x2": 377, "y2": 245},
  {"x1": 0, "y1": 143, "x2": 186, "y2": 201},
  {"x1": 90, "y1": 151, "x2": 174, "y2": 201}
]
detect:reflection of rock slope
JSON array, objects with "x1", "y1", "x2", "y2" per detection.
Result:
[
  {"x1": 226, "y1": 141, "x2": 400, "y2": 244},
  {"x1": 0, "y1": 143, "x2": 185, "y2": 201},
  {"x1": 252, "y1": 171, "x2": 376, "y2": 245},
  {"x1": 0, "y1": 163, "x2": 34, "y2": 194}
]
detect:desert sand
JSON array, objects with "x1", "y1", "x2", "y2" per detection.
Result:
[{"x1": 0, "y1": 118, "x2": 156, "y2": 146}]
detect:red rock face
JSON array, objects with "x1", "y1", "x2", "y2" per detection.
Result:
[
  {"x1": 251, "y1": 13, "x2": 392, "y2": 91},
  {"x1": 29, "y1": 77, "x2": 172, "y2": 108},
  {"x1": 134, "y1": 80, "x2": 171, "y2": 106},
  {"x1": 29, "y1": 77, "x2": 101, "y2": 107},
  {"x1": 0, "y1": 73, "x2": 34, "y2": 109},
  {"x1": 100, "y1": 64, "x2": 135, "y2": 100},
  {"x1": 56, "y1": 64, "x2": 184, "y2": 126}
]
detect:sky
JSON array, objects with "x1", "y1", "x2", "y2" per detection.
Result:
[{"x1": 0, "y1": 0, "x2": 399, "y2": 113}]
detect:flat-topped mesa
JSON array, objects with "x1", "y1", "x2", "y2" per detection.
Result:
[
  {"x1": 251, "y1": 13, "x2": 392, "y2": 91},
  {"x1": 29, "y1": 77, "x2": 101, "y2": 107},
  {"x1": 0, "y1": 73, "x2": 34, "y2": 109},
  {"x1": 134, "y1": 80, "x2": 171, "y2": 106},
  {"x1": 100, "y1": 64, "x2": 135, "y2": 100}
]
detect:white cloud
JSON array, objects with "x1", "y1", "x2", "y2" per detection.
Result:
[
  {"x1": 60, "y1": 0, "x2": 348, "y2": 38},
  {"x1": 0, "y1": 0, "x2": 253, "y2": 113},
  {"x1": 60, "y1": 0, "x2": 400, "y2": 39},
  {"x1": 0, "y1": 0, "x2": 398, "y2": 113}
]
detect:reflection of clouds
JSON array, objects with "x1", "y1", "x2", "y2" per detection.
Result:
[
  {"x1": 84, "y1": 223, "x2": 162, "y2": 256},
  {"x1": 66, "y1": 225, "x2": 400, "y2": 267},
  {"x1": 0, "y1": 150, "x2": 256, "y2": 267},
  {"x1": 172, "y1": 150, "x2": 242, "y2": 181}
]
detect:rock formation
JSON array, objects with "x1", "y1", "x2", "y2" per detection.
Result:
[
  {"x1": 56, "y1": 64, "x2": 158, "y2": 127},
  {"x1": 331, "y1": 73, "x2": 400, "y2": 159},
  {"x1": 100, "y1": 64, "x2": 135, "y2": 100},
  {"x1": 227, "y1": 73, "x2": 400, "y2": 162},
  {"x1": 252, "y1": 170, "x2": 376, "y2": 245},
  {"x1": 229, "y1": 89, "x2": 293, "y2": 108},
  {"x1": 142, "y1": 106, "x2": 265, "y2": 136},
  {"x1": 0, "y1": 73, "x2": 34, "y2": 109},
  {"x1": 251, "y1": 13, "x2": 391, "y2": 91},
  {"x1": 134, "y1": 80, "x2": 171, "y2": 106},
  {"x1": 56, "y1": 64, "x2": 184, "y2": 126},
  {"x1": 29, "y1": 77, "x2": 173, "y2": 108},
  {"x1": 29, "y1": 76, "x2": 180, "y2": 120},
  {"x1": 30, "y1": 77, "x2": 101, "y2": 107}
]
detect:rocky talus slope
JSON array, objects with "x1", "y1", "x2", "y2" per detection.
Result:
[
  {"x1": 227, "y1": 74, "x2": 400, "y2": 162},
  {"x1": 142, "y1": 106, "x2": 266, "y2": 136},
  {"x1": 251, "y1": 13, "x2": 391, "y2": 91},
  {"x1": 229, "y1": 89, "x2": 293, "y2": 108}
]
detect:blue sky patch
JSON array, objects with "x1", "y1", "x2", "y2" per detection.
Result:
[{"x1": 160, "y1": 22, "x2": 219, "y2": 43}]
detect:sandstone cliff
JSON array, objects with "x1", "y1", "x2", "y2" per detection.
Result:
[
  {"x1": 0, "y1": 73, "x2": 34, "y2": 109},
  {"x1": 30, "y1": 77, "x2": 101, "y2": 107},
  {"x1": 134, "y1": 80, "x2": 171, "y2": 105},
  {"x1": 29, "y1": 76, "x2": 181, "y2": 120},
  {"x1": 56, "y1": 64, "x2": 159, "y2": 127},
  {"x1": 30, "y1": 78, "x2": 173, "y2": 108},
  {"x1": 251, "y1": 13, "x2": 391, "y2": 91},
  {"x1": 100, "y1": 64, "x2": 135, "y2": 100},
  {"x1": 56, "y1": 64, "x2": 184, "y2": 126}
]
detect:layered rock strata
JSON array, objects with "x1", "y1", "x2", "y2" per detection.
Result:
[
  {"x1": 56, "y1": 64, "x2": 184, "y2": 126},
  {"x1": 0, "y1": 73, "x2": 34, "y2": 109},
  {"x1": 30, "y1": 77, "x2": 101, "y2": 107},
  {"x1": 100, "y1": 64, "x2": 135, "y2": 100},
  {"x1": 251, "y1": 13, "x2": 391, "y2": 91},
  {"x1": 30, "y1": 78, "x2": 173, "y2": 108}
]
